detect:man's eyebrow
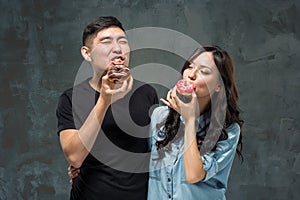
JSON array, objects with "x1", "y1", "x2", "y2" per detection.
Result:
[
  {"x1": 99, "y1": 36, "x2": 112, "y2": 41},
  {"x1": 99, "y1": 36, "x2": 127, "y2": 41},
  {"x1": 117, "y1": 36, "x2": 128, "y2": 40}
]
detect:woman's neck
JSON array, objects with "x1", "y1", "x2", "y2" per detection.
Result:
[{"x1": 198, "y1": 96, "x2": 211, "y2": 115}]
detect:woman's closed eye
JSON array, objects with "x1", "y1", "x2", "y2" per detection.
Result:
[
  {"x1": 188, "y1": 65, "x2": 212, "y2": 75},
  {"x1": 200, "y1": 69, "x2": 211, "y2": 75}
]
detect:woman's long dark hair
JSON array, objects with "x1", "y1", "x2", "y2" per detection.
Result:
[{"x1": 156, "y1": 45, "x2": 244, "y2": 160}]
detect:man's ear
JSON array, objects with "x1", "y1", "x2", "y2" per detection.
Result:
[{"x1": 81, "y1": 46, "x2": 92, "y2": 62}]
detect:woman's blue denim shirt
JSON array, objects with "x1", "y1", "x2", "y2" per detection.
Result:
[{"x1": 148, "y1": 106, "x2": 240, "y2": 200}]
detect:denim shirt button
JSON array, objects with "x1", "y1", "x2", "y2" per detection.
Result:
[
  {"x1": 168, "y1": 178, "x2": 171, "y2": 182},
  {"x1": 168, "y1": 194, "x2": 171, "y2": 198}
]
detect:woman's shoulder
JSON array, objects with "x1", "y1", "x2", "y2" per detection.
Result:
[
  {"x1": 152, "y1": 106, "x2": 169, "y2": 120},
  {"x1": 150, "y1": 106, "x2": 169, "y2": 133},
  {"x1": 227, "y1": 122, "x2": 240, "y2": 132},
  {"x1": 225, "y1": 122, "x2": 241, "y2": 143}
]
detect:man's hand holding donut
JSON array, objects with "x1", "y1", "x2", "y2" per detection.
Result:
[{"x1": 99, "y1": 57, "x2": 133, "y2": 105}]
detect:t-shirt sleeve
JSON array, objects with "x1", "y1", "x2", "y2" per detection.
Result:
[
  {"x1": 201, "y1": 123, "x2": 240, "y2": 182},
  {"x1": 148, "y1": 84, "x2": 159, "y2": 116},
  {"x1": 152, "y1": 87, "x2": 159, "y2": 105},
  {"x1": 56, "y1": 91, "x2": 76, "y2": 135}
]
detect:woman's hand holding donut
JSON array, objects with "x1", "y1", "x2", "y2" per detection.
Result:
[
  {"x1": 179, "y1": 92, "x2": 199, "y2": 123},
  {"x1": 160, "y1": 87, "x2": 181, "y2": 114},
  {"x1": 160, "y1": 87, "x2": 199, "y2": 122}
]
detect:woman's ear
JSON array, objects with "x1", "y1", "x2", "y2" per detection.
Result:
[
  {"x1": 81, "y1": 46, "x2": 92, "y2": 62},
  {"x1": 214, "y1": 84, "x2": 221, "y2": 93}
]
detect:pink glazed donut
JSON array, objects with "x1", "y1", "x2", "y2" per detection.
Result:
[{"x1": 175, "y1": 79, "x2": 195, "y2": 103}]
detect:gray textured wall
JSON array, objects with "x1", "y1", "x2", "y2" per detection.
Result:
[{"x1": 1, "y1": 0, "x2": 299, "y2": 199}]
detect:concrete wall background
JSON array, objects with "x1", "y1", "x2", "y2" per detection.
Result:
[{"x1": 1, "y1": 0, "x2": 299, "y2": 199}]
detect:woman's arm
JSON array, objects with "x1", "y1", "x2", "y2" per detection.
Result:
[
  {"x1": 161, "y1": 89, "x2": 206, "y2": 183},
  {"x1": 183, "y1": 119, "x2": 206, "y2": 183}
]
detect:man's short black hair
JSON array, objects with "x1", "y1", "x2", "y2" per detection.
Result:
[{"x1": 82, "y1": 16, "x2": 125, "y2": 46}]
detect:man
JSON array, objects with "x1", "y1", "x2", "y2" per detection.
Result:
[{"x1": 56, "y1": 16, "x2": 158, "y2": 200}]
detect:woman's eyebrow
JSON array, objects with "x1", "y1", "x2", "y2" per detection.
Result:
[
  {"x1": 199, "y1": 65, "x2": 212, "y2": 69},
  {"x1": 191, "y1": 63, "x2": 213, "y2": 70}
]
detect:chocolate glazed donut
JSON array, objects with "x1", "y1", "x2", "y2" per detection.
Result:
[
  {"x1": 107, "y1": 57, "x2": 131, "y2": 84},
  {"x1": 107, "y1": 64, "x2": 130, "y2": 84}
]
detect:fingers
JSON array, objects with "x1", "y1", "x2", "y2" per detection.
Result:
[
  {"x1": 101, "y1": 74, "x2": 109, "y2": 82},
  {"x1": 160, "y1": 89, "x2": 172, "y2": 106},
  {"x1": 68, "y1": 165, "x2": 80, "y2": 180},
  {"x1": 160, "y1": 98, "x2": 170, "y2": 106},
  {"x1": 166, "y1": 89, "x2": 171, "y2": 100},
  {"x1": 169, "y1": 93, "x2": 180, "y2": 112},
  {"x1": 160, "y1": 89, "x2": 180, "y2": 113},
  {"x1": 69, "y1": 165, "x2": 80, "y2": 173},
  {"x1": 127, "y1": 76, "x2": 133, "y2": 91},
  {"x1": 116, "y1": 78, "x2": 130, "y2": 93},
  {"x1": 171, "y1": 91, "x2": 180, "y2": 106},
  {"x1": 105, "y1": 76, "x2": 132, "y2": 94},
  {"x1": 101, "y1": 75, "x2": 111, "y2": 89}
]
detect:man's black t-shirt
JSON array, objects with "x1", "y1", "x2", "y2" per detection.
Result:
[{"x1": 56, "y1": 78, "x2": 158, "y2": 200}]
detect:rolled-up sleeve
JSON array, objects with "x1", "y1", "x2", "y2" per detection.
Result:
[{"x1": 201, "y1": 123, "x2": 240, "y2": 182}]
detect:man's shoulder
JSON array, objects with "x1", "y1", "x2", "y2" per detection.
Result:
[
  {"x1": 59, "y1": 78, "x2": 92, "y2": 98},
  {"x1": 133, "y1": 79, "x2": 155, "y2": 90},
  {"x1": 132, "y1": 79, "x2": 158, "y2": 98},
  {"x1": 60, "y1": 87, "x2": 73, "y2": 97}
]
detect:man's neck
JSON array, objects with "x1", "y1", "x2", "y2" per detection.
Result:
[{"x1": 89, "y1": 76, "x2": 101, "y2": 92}]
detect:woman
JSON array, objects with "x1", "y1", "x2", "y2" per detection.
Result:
[{"x1": 148, "y1": 45, "x2": 243, "y2": 200}]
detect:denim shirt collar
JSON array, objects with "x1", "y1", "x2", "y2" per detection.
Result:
[
  {"x1": 179, "y1": 115, "x2": 207, "y2": 135},
  {"x1": 155, "y1": 114, "x2": 209, "y2": 141}
]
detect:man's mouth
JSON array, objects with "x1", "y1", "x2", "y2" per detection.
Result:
[
  {"x1": 112, "y1": 56, "x2": 125, "y2": 65},
  {"x1": 112, "y1": 56, "x2": 125, "y2": 61}
]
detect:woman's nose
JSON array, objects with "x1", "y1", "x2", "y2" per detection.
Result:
[{"x1": 188, "y1": 69, "x2": 197, "y2": 80}]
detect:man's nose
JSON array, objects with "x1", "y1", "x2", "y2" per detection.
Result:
[{"x1": 112, "y1": 41, "x2": 122, "y2": 54}]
